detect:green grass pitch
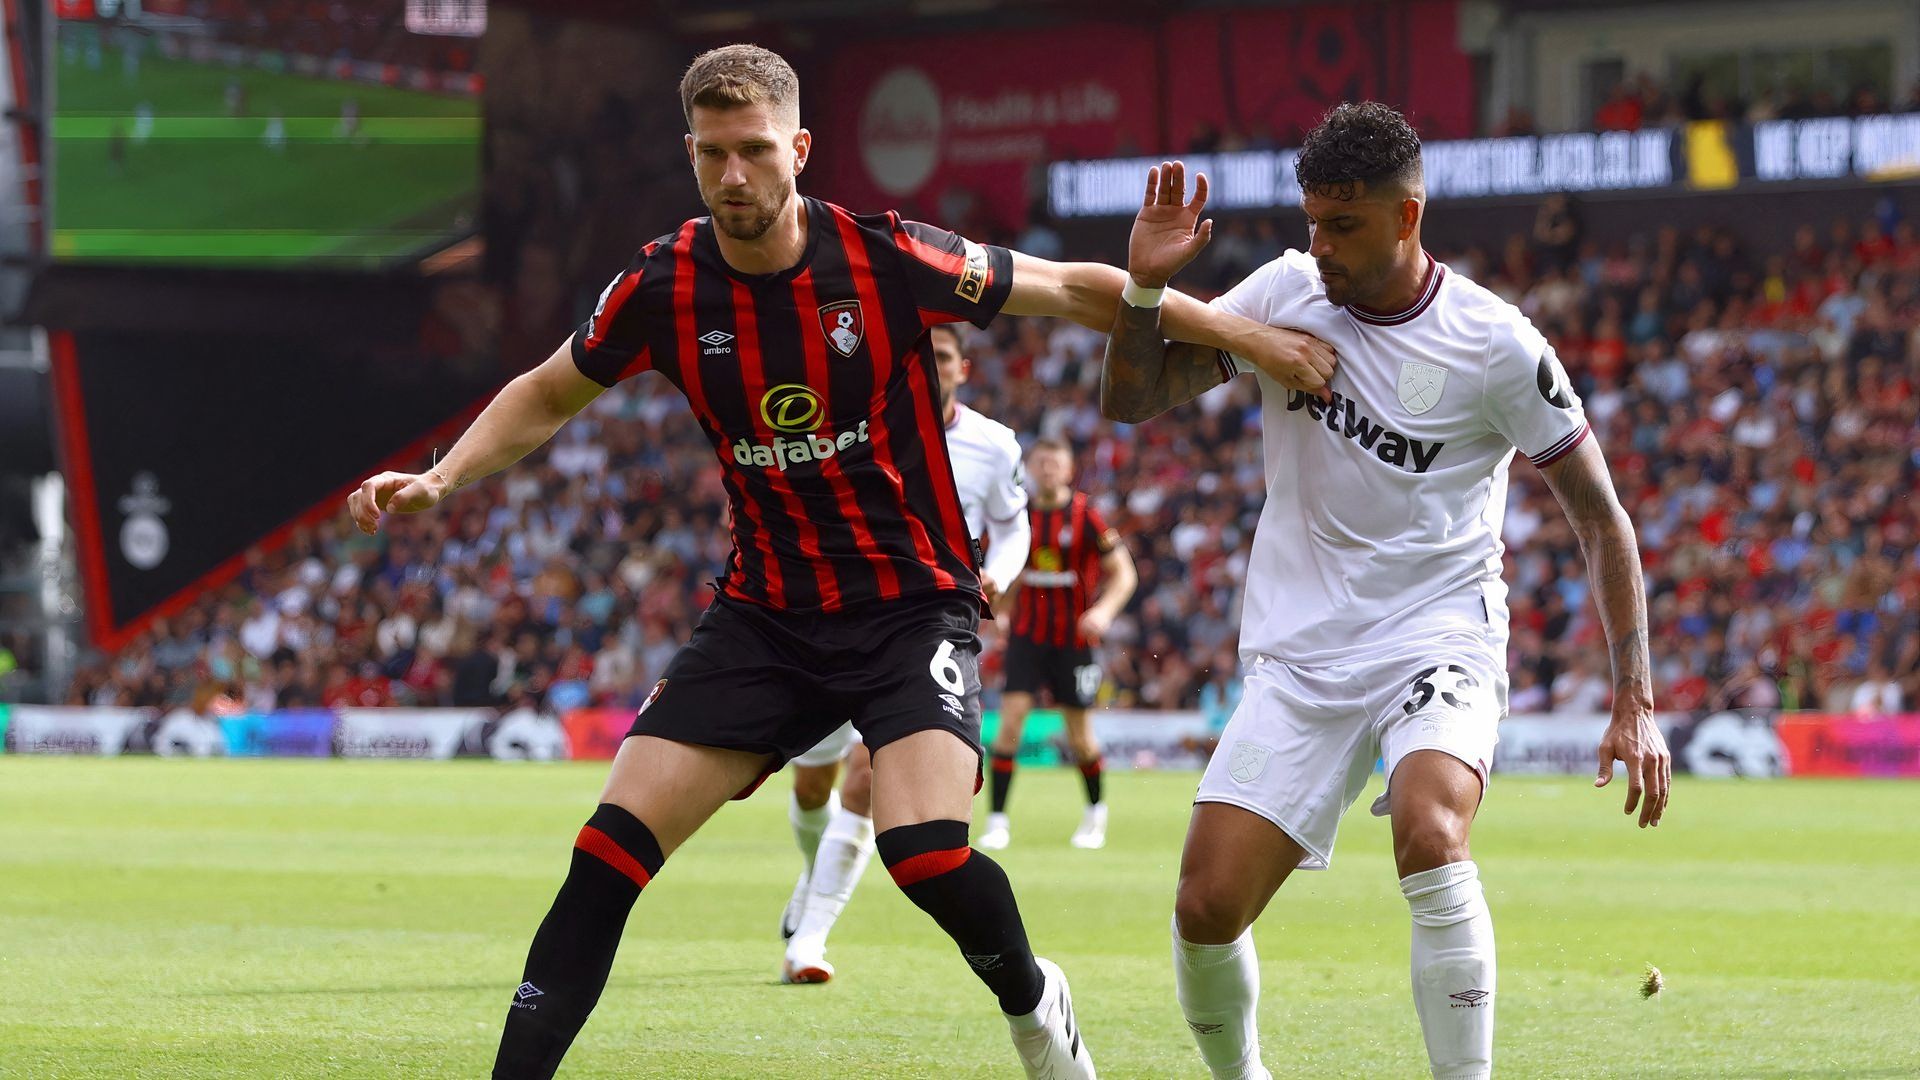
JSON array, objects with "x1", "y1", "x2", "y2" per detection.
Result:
[
  {"x1": 53, "y1": 45, "x2": 478, "y2": 265},
  {"x1": 2, "y1": 759, "x2": 1916, "y2": 1077}
]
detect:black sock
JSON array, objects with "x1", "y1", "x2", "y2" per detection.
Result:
[
  {"x1": 1078, "y1": 755, "x2": 1104, "y2": 805},
  {"x1": 988, "y1": 751, "x2": 1016, "y2": 814},
  {"x1": 877, "y1": 819, "x2": 1045, "y2": 1015},
  {"x1": 493, "y1": 804, "x2": 665, "y2": 1080}
]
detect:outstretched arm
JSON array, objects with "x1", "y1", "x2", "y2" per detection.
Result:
[
  {"x1": 1539, "y1": 438, "x2": 1669, "y2": 828},
  {"x1": 347, "y1": 339, "x2": 605, "y2": 533},
  {"x1": 1100, "y1": 161, "x2": 1336, "y2": 423}
]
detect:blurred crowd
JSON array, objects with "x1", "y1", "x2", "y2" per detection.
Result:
[
  {"x1": 51, "y1": 204, "x2": 1920, "y2": 721},
  {"x1": 1583, "y1": 73, "x2": 1918, "y2": 135}
]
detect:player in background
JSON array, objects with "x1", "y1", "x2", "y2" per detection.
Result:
[
  {"x1": 1102, "y1": 105, "x2": 1669, "y2": 1080},
  {"x1": 778, "y1": 320, "x2": 1031, "y2": 984},
  {"x1": 347, "y1": 45, "x2": 1335, "y2": 1080},
  {"x1": 979, "y1": 439, "x2": 1137, "y2": 850}
]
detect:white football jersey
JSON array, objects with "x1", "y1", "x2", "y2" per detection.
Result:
[
  {"x1": 1214, "y1": 249, "x2": 1589, "y2": 665},
  {"x1": 945, "y1": 402, "x2": 1027, "y2": 537}
]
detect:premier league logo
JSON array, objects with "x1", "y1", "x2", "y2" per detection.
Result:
[
  {"x1": 819, "y1": 300, "x2": 865, "y2": 358},
  {"x1": 1397, "y1": 361, "x2": 1447, "y2": 415}
]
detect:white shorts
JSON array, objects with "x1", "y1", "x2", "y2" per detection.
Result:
[
  {"x1": 790, "y1": 722, "x2": 862, "y2": 769},
  {"x1": 1195, "y1": 632, "x2": 1506, "y2": 870}
]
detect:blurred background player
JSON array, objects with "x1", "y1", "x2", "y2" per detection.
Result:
[
  {"x1": 980, "y1": 437, "x2": 1137, "y2": 851},
  {"x1": 779, "y1": 320, "x2": 1032, "y2": 984},
  {"x1": 1104, "y1": 108, "x2": 1667, "y2": 1080}
]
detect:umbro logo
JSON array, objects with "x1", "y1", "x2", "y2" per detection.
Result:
[
  {"x1": 511, "y1": 982, "x2": 544, "y2": 1010},
  {"x1": 1187, "y1": 1020, "x2": 1225, "y2": 1035},
  {"x1": 1449, "y1": 988, "x2": 1490, "y2": 1007},
  {"x1": 964, "y1": 952, "x2": 1005, "y2": 971},
  {"x1": 698, "y1": 330, "x2": 735, "y2": 355}
]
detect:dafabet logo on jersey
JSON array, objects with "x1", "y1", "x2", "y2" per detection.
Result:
[{"x1": 733, "y1": 383, "x2": 871, "y2": 471}]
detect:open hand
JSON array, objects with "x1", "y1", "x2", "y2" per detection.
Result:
[
  {"x1": 1129, "y1": 161, "x2": 1213, "y2": 289},
  {"x1": 1594, "y1": 695, "x2": 1671, "y2": 828}
]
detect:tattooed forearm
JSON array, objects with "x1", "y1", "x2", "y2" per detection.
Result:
[
  {"x1": 1543, "y1": 440, "x2": 1653, "y2": 703},
  {"x1": 1102, "y1": 302, "x2": 1228, "y2": 423}
]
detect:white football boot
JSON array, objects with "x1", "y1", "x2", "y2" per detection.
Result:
[{"x1": 1006, "y1": 957, "x2": 1096, "y2": 1078}]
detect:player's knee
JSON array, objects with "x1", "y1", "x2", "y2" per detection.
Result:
[
  {"x1": 792, "y1": 765, "x2": 835, "y2": 809},
  {"x1": 840, "y1": 760, "x2": 873, "y2": 815},
  {"x1": 1173, "y1": 879, "x2": 1254, "y2": 945},
  {"x1": 990, "y1": 719, "x2": 1026, "y2": 755},
  {"x1": 1393, "y1": 815, "x2": 1472, "y2": 877},
  {"x1": 1068, "y1": 731, "x2": 1100, "y2": 763}
]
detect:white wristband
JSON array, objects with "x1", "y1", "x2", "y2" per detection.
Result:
[{"x1": 1121, "y1": 278, "x2": 1165, "y2": 309}]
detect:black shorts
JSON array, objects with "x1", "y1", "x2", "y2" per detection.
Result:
[
  {"x1": 1003, "y1": 637, "x2": 1099, "y2": 709},
  {"x1": 628, "y1": 592, "x2": 983, "y2": 788}
]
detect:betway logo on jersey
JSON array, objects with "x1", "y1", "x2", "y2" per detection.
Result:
[
  {"x1": 732, "y1": 383, "x2": 871, "y2": 471},
  {"x1": 1286, "y1": 389, "x2": 1445, "y2": 473}
]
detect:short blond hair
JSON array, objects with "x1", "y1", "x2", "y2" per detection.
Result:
[{"x1": 679, "y1": 44, "x2": 800, "y2": 129}]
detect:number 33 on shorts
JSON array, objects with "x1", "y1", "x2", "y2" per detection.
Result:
[{"x1": 929, "y1": 639, "x2": 974, "y2": 720}]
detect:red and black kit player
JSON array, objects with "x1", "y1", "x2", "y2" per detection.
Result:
[
  {"x1": 347, "y1": 45, "x2": 1325, "y2": 1080},
  {"x1": 982, "y1": 438, "x2": 1138, "y2": 852}
]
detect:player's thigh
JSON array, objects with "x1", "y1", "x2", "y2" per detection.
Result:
[
  {"x1": 870, "y1": 728, "x2": 979, "y2": 831},
  {"x1": 1055, "y1": 646, "x2": 1101, "y2": 711},
  {"x1": 1369, "y1": 640, "x2": 1502, "y2": 875},
  {"x1": 1196, "y1": 659, "x2": 1377, "y2": 871},
  {"x1": 994, "y1": 692, "x2": 1034, "y2": 751},
  {"x1": 1175, "y1": 801, "x2": 1305, "y2": 944},
  {"x1": 1387, "y1": 749, "x2": 1482, "y2": 876},
  {"x1": 843, "y1": 597, "x2": 985, "y2": 830},
  {"x1": 840, "y1": 741, "x2": 874, "y2": 815},
  {"x1": 599, "y1": 735, "x2": 774, "y2": 857}
]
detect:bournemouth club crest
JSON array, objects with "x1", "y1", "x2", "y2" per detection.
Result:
[
  {"x1": 1397, "y1": 361, "x2": 1447, "y2": 415},
  {"x1": 819, "y1": 300, "x2": 864, "y2": 358}
]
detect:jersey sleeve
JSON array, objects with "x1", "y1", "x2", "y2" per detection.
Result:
[
  {"x1": 571, "y1": 253, "x2": 654, "y2": 387},
  {"x1": 1085, "y1": 502, "x2": 1120, "y2": 554},
  {"x1": 1483, "y1": 314, "x2": 1590, "y2": 468},
  {"x1": 889, "y1": 216, "x2": 1015, "y2": 329},
  {"x1": 1208, "y1": 253, "x2": 1300, "y2": 381},
  {"x1": 986, "y1": 439, "x2": 1029, "y2": 523}
]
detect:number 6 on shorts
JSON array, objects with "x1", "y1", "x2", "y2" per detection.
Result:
[{"x1": 929, "y1": 639, "x2": 966, "y2": 695}]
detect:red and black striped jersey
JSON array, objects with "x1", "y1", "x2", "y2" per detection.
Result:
[
  {"x1": 571, "y1": 197, "x2": 1014, "y2": 614},
  {"x1": 1011, "y1": 492, "x2": 1119, "y2": 648}
]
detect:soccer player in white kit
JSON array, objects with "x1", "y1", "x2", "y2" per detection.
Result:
[
  {"x1": 1102, "y1": 104, "x2": 1672, "y2": 1080},
  {"x1": 778, "y1": 321, "x2": 1032, "y2": 983}
]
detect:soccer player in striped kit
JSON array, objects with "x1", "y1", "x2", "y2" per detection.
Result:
[
  {"x1": 777, "y1": 320, "x2": 1032, "y2": 985},
  {"x1": 346, "y1": 45, "x2": 1336, "y2": 1080},
  {"x1": 979, "y1": 438, "x2": 1137, "y2": 851}
]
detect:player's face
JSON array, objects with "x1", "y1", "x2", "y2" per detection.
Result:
[
  {"x1": 685, "y1": 103, "x2": 810, "y2": 242},
  {"x1": 1028, "y1": 447, "x2": 1072, "y2": 493},
  {"x1": 932, "y1": 330, "x2": 970, "y2": 409},
  {"x1": 1302, "y1": 182, "x2": 1413, "y2": 308}
]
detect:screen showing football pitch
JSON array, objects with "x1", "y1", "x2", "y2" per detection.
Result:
[{"x1": 52, "y1": 11, "x2": 480, "y2": 268}]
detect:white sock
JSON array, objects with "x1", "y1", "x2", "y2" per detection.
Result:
[
  {"x1": 787, "y1": 806, "x2": 875, "y2": 958},
  {"x1": 789, "y1": 790, "x2": 836, "y2": 875},
  {"x1": 1173, "y1": 918, "x2": 1263, "y2": 1079},
  {"x1": 1403, "y1": 861, "x2": 1495, "y2": 1080}
]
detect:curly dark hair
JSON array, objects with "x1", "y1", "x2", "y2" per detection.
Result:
[{"x1": 1295, "y1": 101, "x2": 1423, "y2": 200}]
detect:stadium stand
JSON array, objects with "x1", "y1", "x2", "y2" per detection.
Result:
[{"x1": 52, "y1": 208, "x2": 1920, "y2": 719}]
